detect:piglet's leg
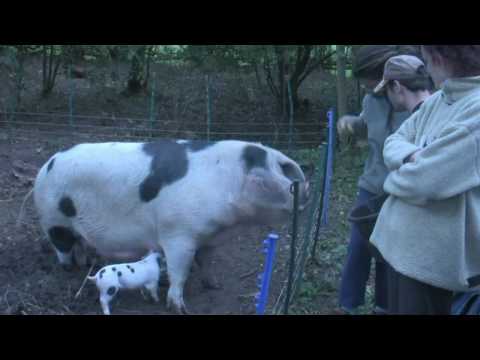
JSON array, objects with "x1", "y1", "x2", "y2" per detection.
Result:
[
  {"x1": 100, "y1": 298, "x2": 111, "y2": 316},
  {"x1": 99, "y1": 287, "x2": 117, "y2": 315},
  {"x1": 145, "y1": 282, "x2": 160, "y2": 303}
]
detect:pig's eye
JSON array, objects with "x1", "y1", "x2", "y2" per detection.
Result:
[{"x1": 281, "y1": 163, "x2": 298, "y2": 181}]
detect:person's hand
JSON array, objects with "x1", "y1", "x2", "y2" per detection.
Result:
[
  {"x1": 404, "y1": 150, "x2": 421, "y2": 164},
  {"x1": 337, "y1": 115, "x2": 360, "y2": 136}
]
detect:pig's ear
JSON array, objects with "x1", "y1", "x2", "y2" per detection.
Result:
[{"x1": 243, "y1": 171, "x2": 288, "y2": 206}]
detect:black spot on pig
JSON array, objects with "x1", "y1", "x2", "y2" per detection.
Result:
[
  {"x1": 47, "y1": 158, "x2": 55, "y2": 173},
  {"x1": 140, "y1": 140, "x2": 189, "y2": 203},
  {"x1": 100, "y1": 269, "x2": 106, "y2": 279},
  {"x1": 59, "y1": 197, "x2": 77, "y2": 218},
  {"x1": 112, "y1": 267, "x2": 116, "y2": 272},
  {"x1": 242, "y1": 146, "x2": 267, "y2": 172},
  {"x1": 48, "y1": 226, "x2": 78, "y2": 253},
  {"x1": 107, "y1": 287, "x2": 116, "y2": 296},
  {"x1": 117, "y1": 271, "x2": 122, "y2": 277}
]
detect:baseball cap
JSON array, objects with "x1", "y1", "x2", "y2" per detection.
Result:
[{"x1": 374, "y1": 55, "x2": 426, "y2": 94}]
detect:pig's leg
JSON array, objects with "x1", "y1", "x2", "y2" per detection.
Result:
[
  {"x1": 195, "y1": 246, "x2": 222, "y2": 290},
  {"x1": 163, "y1": 240, "x2": 195, "y2": 315},
  {"x1": 145, "y1": 281, "x2": 160, "y2": 303},
  {"x1": 99, "y1": 287, "x2": 117, "y2": 315},
  {"x1": 100, "y1": 297, "x2": 111, "y2": 316}
]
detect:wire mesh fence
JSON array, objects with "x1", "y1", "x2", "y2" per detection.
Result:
[
  {"x1": 271, "y1": 109, "x2": 335, "y2": 315},
  {"x1": 0, "y1": 111, "x2": 326, "y2": 152},
  {"x1": 1, "y1": 48, "x2": 331, "y2": 152}
]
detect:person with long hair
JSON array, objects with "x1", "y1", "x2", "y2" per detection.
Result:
[{"x1": 370, "y1": 46, "x2": 480, "y2": 314}]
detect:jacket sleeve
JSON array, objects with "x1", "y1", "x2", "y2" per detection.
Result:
[
  {"x1": 384, "y1": 124, "x2": 480, "y2": 206},
  {"x1": 352, "y1": 96, "x2": 368, "y2": 139},
  {"x1": 383, "y1": 110, "x2": 422, "y2": 171},
  {"x1": 352, "y1": 116, "x2": 368, "y2": 138}
]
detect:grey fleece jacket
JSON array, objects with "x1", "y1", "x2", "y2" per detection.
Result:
[
  {"x1": 355, "y1": 94, "x2": 410, "y2": 195},
  {"x1": 371, "y1": 76, "x2": 480, "y2": 292}
]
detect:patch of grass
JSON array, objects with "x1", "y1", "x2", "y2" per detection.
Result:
[{"x1": 287, "y1": 148, "x2": 325, "y2": 171}]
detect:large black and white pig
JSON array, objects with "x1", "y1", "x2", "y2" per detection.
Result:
[{"x1": 33, "y1": 139, "x2": 309, "y2": 313}]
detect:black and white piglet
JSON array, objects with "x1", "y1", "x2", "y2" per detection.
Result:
[{"x1": 88, "y1": 252, "x2": 166, "y2": 315}]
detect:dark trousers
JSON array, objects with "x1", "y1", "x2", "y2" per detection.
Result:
[
  {"x1": 387, "y1": 263, "x2": 454, "y2": 315},
  {"x1": 339, "y1": 189, "x2": 388, "y2": 311}
]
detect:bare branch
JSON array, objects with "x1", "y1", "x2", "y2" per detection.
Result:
[
  {"x1": 298, "y1": 50, "x2": 336, "y2": 85},
  {"x1": 263, "y1": 53, "x2": 280, "y2": 100},
  {"x1": 291, "y1": 45, "x2": 313, "y2": 84}
]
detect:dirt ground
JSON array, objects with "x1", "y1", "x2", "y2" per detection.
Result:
[{"x1": 0, "y1": 135, "x2": 306, "y2": 315}]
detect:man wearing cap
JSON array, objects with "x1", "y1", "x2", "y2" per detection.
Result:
[
  {"x1": 337, "y1": 46, "x2": 417, "y2": 315},
  {"x1": 374, "y1": 55, "x2": 433, "y2": 115}
]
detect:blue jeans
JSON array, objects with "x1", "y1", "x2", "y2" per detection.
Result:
[{"x1": 339, "y1": 188, "x2": 388, "y2": 311}]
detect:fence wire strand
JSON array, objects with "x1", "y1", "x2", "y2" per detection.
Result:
[{"x1": 1, "y1": 112, "x2": 327, "y2": 151}]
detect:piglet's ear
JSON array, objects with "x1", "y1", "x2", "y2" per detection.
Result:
[{"x1": 243, "y1": 171, "x2": 287, "y2": 206}]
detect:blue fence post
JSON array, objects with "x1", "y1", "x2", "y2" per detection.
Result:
[
  {"x1": 321, "y1": 108, "x2": 336, "y2": 226},
  {"x1": 255, "y1": 233, "x2": 280, "y2": 315}
]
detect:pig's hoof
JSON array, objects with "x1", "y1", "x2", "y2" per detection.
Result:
[{"x1": 167, "y1": 299, "x2": 191, "y2": 315}]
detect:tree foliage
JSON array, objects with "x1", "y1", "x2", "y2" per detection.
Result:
[
  {"x1": 1, "y1": 45, "x2": 356, "y2": 107},
  {"x1": 177, "y1": 45, "x2": 338, "y2": 114}
]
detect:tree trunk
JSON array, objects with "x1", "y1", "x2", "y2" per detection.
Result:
[
  {"x1": 42, "y1": 46, "x2": 47, "y2": 92},
  {"x1": 144, "y1": 46, "x2": 153, "y2": 90},
  {"x1": 42, "y1": 45, "x2": 62, "y2": 97},
  {"x1": 261, "y1": 46, "x2": 335, "y2": 117},
  {"x1": 253, "y1": 61, "x2": 263, "y2": 88},
  {"x1": 357, "y1": 79, "x2": 363, "y2": 113},
  {"x1": 289, "y1": 46, "x2": 312, "y2": 112},
  {"x1": 336, "y1": 45, "x2": 347, "y2": 118},
  {"x1": 275, "y1": 46, "x2": 287, "y2": 116},
  {"x1": 109, "y1": 46, "x2": 121, "y2": 81},
  {"x1": 127, "y1": 46, "x2": 147, "y2": 95}
]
